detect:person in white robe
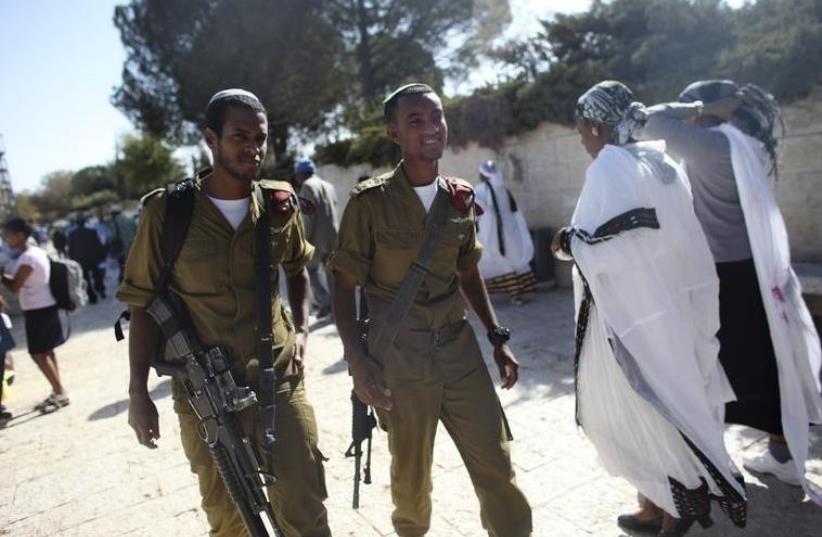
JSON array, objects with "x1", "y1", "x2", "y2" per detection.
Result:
[
  {"x1": 475, "y1": 161, "x2": 536, "y2": 304},
  {"x1": 643, "y1": 80, "x2": 822, "y2": 503},
  {"x1": 552, "y1": 81, "x2": 747, "y2": 536}
]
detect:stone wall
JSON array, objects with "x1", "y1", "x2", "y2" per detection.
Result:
[{"x1": 318, "y1": 88, "x2": 822, "y2": 285}]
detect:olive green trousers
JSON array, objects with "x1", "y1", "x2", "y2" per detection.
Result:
[
  {"x1": 177, "y1": 379, "x2": 331, "y2": 537},
  {"x1": 374, "y1": 320, "x2": 532, "y2": 537}
]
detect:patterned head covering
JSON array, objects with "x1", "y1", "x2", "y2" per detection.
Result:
[
  {"x1": 576, "y1": 81, "x2": 648, "y2": 146},
  {"x1": 679, "y1": 80, "x2": 781, "y2": 176}
]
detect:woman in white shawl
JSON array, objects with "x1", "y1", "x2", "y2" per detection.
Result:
[
  {"x1": 552, "y1": 81, "x2": 747, "y2": 536},
  {"x1": 643, "y1": 81, "x2": 822, "y2": 503},
  {"x1": 475, "y1": 161, "x2": 536, "y2": 304}
]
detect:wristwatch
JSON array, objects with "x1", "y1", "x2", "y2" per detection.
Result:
[{"x1": 487, "y1": 325, "x2": 511, "y2": 346}]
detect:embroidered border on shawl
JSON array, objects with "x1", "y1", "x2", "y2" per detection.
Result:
[{"x1": 571, "y1": 207, "x2": 660, "y2": 425}]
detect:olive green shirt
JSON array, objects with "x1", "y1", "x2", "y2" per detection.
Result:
[
  {"x1": 117, "y1": 180, "x2": 314, "y2": 390},
  {"x1": 328, "y1": 164, "x2": 482, "y2": 329}
]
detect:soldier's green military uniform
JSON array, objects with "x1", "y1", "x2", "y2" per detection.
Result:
[
  {"x1": 329, "y1": 164, "x2": 532, "y2": 537},
  {"x1": 117, "y1": 179, "x2": 331, "y2": 537}
]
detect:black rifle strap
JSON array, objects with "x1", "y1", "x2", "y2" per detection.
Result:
[
  {"x1": 253, "y1": 184, "x2": 277, "y2": 448},
  {"x1": 370, "y1": 180, "x2": 452, "y2": 361},
  {"x1": 158, "y1": 179, "x2": 197, "y2": 293},
  {"x1": 113, "y1": 178, "x2": 195, "y2": 343}
]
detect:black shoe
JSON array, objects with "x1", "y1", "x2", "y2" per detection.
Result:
[
  {"x1": 658, "y1": 515, "x2": 712, "y2": 537},
  {"x1": 0, "y1": 408, "x2": 13, "y2": 427},
  {"x1": 617, "y1": 514, "x2": 663, "y2": 533}
]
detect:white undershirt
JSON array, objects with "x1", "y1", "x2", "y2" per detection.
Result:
[
  {"x1": 413, "y1": 181, "x2": 439, "y2": 213},
  {"x1": 208, "y1": 196, "x2": 250, "y2": 231}
]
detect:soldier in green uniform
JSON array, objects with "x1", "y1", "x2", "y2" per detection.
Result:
[
  {"x1": 118, "y1": 89, "x2": 331, "y2": 537},
  {"x1": 329, "y1": 84, "x2": 532, "y2": 537}
]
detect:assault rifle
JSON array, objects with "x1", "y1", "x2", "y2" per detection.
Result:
[
  {"x1": 344, "y1": 289, "x2": 377, "y2": 509},
  {"x1": 145, "y1": 292, "x2": 284, "y2": 537},
  {"x1": 344, "y1": 388, "x2": 376, "y2": 509}
]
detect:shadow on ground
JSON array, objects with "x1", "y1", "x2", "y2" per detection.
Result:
[{"x1": 88, "y1": 379, "x2": 172, "y2": 421}]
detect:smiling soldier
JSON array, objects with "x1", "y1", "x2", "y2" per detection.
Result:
[{"x1": 329, "y1": 83, "x2": 533, "y2": 537}]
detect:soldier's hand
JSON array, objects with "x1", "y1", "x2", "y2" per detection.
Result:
[
  {"x1": 349, "y1": 355, "x2": 393, "y2": 411},
  {"x1": 493, "y1": 344, "x2": 519, "y2": 389},
  {"x1": 294, "y1": 330, "x2": 308, "y2": 366},
  {"x1": 128, "y1": 391, "x2": 160, "y2": 449}
]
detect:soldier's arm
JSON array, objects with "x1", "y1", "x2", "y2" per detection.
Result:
[
  {"x1": 127, "y1": 306, "x2": 161, "y2": 448},
  {"x1": 460, "y1": 266, "x2": 520, "y2": 389},
  {"x1": 333, "y1": 270, "x2": 367, "y2": 364},
  {"x1": 287, "y1": 267, "x2": 310, "y2": 361},
  {"x1": 333, "y1": 270, "x2": 392, "y2": 410},
  {"x1": 329, "y1": 191, "x2": 392, "y2": 410},
  {"x1": 458, "y1": 265, "x2": 498, "y2": 332},
  {"x1": 457, "y1": 201, "x2": 520, "y2": 389},
  {"x1": 116, "y1": 192, "x2": 165, "y2": 448},
  {"x1": 281, "y1": 204, "x2": 314, "y2": 360}
]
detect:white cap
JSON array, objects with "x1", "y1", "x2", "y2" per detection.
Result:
[{"x1": 207, "y1": 88, "x2": 262, "y2": 106}]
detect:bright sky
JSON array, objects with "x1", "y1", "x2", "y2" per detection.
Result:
[
  {"x1": 0, "y1": 0, "x2": 131, "y2": 193},
  {"x1": 0, "y1": 0, "x2": 743, "y2": 194}
]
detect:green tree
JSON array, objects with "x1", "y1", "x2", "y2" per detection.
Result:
[
  {"x1": 720, "y1": 0, "x2": 822, "y2": 100},
  {"x1": 72, "y1": 165, "x2": 117, "y2": 197},
  {"x1": 112, "y1": 0, "x2": 512, "y2": 160},
  {"x1": 114, "y1": 134, "x2": 185, "y2": 196},
  {"x1": 112, "y1": 0, "x2": 346, "y2": 160},
  {"x1": 324, "y1": 0, "x2": 510, "y2": 117},
  {"x1": 14, "y1": 191, "x2": 42, "y2": 221},
  {"x1": 33, "y1": 171, "x2": 75, "y2": 220}
]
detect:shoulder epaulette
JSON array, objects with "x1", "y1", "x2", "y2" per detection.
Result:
[
  {"x1": 257, "y1": 179, "x2": 295, "y2": 194},
  {"x1": 351, "y1": 174, "x2": 390, "y2": 197},
  {"x1": 444, "y1": 176, "x2": 474, "y2": 191},
  {"x1": 444, "y1": 176, "x2": 479, "y2": 213},
  {"x1": 140, "y1": 187, "x2": 166, "y2": 206}
]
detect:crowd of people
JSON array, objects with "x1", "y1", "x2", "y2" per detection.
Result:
[
  {"x1": 1, "y1": 77, "x2": 818, "y2": 537},
  {"x1": 0, "y1": 207, "x2": 137, "y2": 425}
]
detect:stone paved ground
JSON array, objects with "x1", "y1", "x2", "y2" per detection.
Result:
[{"x1": 1, "y1": 284, "x2": 820, "y2": 537}]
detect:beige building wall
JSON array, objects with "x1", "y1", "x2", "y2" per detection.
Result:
[{"x1": 317, "y1": 88, "x2": 822, "y2": 285}]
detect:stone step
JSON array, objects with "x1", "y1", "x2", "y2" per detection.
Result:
[
  {"x1": 796, "y1": 263, "x2": 822, "y2": 296},
  {"x1": 795, "y1": 262, "x2": 822, "y2": 319}
]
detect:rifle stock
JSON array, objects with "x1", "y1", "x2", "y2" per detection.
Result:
[
  {"x1": 145, "y1": 294, "x2": 284, "y2": 537},
  {"x1": 345, "y1": 294, "x2": 377, "y2": 509}
]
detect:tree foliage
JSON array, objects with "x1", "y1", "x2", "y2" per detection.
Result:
[
  {"x1": 72, "y1": 165, "x2": 119, "y2": 197},
  {"x1": 23, "y1": 171, "x2": 75, "y2": 221},
  {"x1": 112, "y1": 0, "x2": 511, "y2": 159},
  {"x1": 319, "y1": 0, "x2": 822, "y2": 166},
  {"x1": 720, "y1": 0, "x2": 822, "y2": 100},
  {"x1": 113, "y1": 0, "x2": 344, "y2": 157},
  {"x1": 18, "y1": 134, "x2": 184, "y2": 222},
  {"x1": 114, "y1": 134, "x2": 185, "y2": 195}
]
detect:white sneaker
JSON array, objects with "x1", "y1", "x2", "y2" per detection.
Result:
[{"x1": 742, "y1": 450, "x2": 803, "y2": 486}]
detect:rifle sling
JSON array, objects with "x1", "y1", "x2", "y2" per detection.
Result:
[
  {"x1": 253, "y1": 184, "x2": 277, "y2": 448},
  {"x1": 370, "y1": 181, "x2": 452, "y2": 361}
]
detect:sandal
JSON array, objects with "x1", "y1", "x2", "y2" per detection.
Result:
[{"x1": 34, "y1": 393, "x2": 70, "y2": 414}]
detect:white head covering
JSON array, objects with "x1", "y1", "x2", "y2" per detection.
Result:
[
  {"x1": 207, "y1": 88, "x2": 262, "y2": 106},
  {"x1": 479, "y1": 160, "x2": 503, "y2": 185}
]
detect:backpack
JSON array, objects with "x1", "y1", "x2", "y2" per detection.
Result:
[{"x1": 49, "y1": 257, "x2": 89, "y2": 311}]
